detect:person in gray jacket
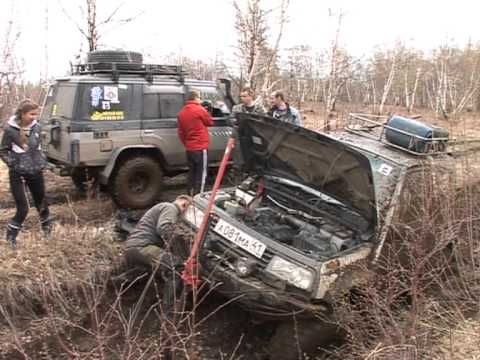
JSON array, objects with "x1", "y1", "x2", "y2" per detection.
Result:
[
  {"x1": 268, "y1": 91, "x2": 303, "y2": 126},
  {"x1": 231, "y1": 87, "x2": 265, "y2": 115},
  {"x1": 124, "y1": 195, "x2": 192, "y2": 272},
  {"x1": 0, "y1": 99, "x2": 51, "y2": 249}
]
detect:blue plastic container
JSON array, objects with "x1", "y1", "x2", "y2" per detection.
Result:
[{"x1": 385, "y1": 116, "x2": 448, "y2": 153}]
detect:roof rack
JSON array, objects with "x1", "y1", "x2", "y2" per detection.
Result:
[
  {"x1": 71, "y1": 62, "x2": 186, "y2": 83},
  {"x1": 345, "y1": 113, "x2": 450, "y2": 156}
]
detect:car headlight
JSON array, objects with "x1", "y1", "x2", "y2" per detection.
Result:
[
  {"x1": 266, "y1": 256, "x2": 314, "y2": 291},
  {"x1": 183, "y1": 205, "x2": 204, "y2": 228}
]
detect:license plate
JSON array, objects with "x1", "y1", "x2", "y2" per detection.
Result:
[{"x1": 213, "y1": 219, "x2": 266, "y2": 258}]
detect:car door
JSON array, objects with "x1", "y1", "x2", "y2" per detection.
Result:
[
  {"x1": 141, "y1": 85, "x2": 186, "y2": 169},
  {"x1": 193, "y1": 86, "x2": 232, "y2": 163}
]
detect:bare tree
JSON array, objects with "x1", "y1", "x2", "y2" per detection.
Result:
[
  {"x1": 378, "y1": 51, "x2": 396, "y2": 114},
  {"x1": 233, "y1": 0, "x2": 269, "y2": 91},
  {"x1": 59, "y1": 0, "x2": 143, "y2": 52},
  {"x1": 0, "y1": 1, "x2": 22, "y2": 120},
  {"x1": 233, "y1": 0, "x2": 289, "y2": 97},
  {"x1": 259, "y1": 0, "x2": 289, "y2": 97}
]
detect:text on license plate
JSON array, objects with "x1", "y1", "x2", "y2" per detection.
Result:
[{"x1": 213, "y1": 219, "x2": 266, "y2": 258}]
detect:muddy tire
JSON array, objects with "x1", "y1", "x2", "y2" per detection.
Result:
[
  {"x1": 267, "y1": 318, "x2": 342, "y2": 360},
  {"x1": 111, "y1": 156, "x2": 163, "y2": 209}
]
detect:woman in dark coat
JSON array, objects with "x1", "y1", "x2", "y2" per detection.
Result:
[{"x1": 0, "y1": 99, "x2": 51, "y2": 249}]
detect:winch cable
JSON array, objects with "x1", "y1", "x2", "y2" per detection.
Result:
[{"x1": 181, "y1": 136, "x2": 236, "y2": 287}]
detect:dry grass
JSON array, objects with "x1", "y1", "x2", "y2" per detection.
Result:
[
  {"x1": 434, "y1": 315, "x2": 480, "y2": 359},
  {"x1": 0, "y1": 107, "x2": 480, "y2": 359}
]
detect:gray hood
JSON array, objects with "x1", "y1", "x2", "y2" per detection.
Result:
[{"x1": 234, "y1": 113, "x2": 376, "y2": 224}]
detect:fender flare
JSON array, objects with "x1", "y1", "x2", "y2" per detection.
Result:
[{"x1": 99, "y1": 145, "x2": 163, "y2": 185}]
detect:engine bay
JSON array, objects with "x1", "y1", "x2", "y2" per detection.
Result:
[{"x1": 206, "y1": 176, "x2": 372, "y2": 259}]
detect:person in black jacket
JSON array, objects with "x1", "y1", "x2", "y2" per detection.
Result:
[{"x1": 0, "y1": 99, "x2": 51, "y2": 249}]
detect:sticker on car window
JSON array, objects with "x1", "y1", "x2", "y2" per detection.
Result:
[
  {"x1": 378, "y1": 163, "x2": 393, "y2": 176},
  {"x1": 104, "y1": 86, "x2": 119, "y2": 103},
  {"x1": 90, "y1": 86, "x2": 103, "y2": 107},
  {"x1": 102, "y1": 101, "x2": 111, "y2": 110}
]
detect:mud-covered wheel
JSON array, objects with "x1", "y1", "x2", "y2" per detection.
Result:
[
  {"x1": 267, "y1": 318, "x2": 343, "y2": 360},
  {"x1": 112, "y1": 156, "x2": 163, "y2": 209}
]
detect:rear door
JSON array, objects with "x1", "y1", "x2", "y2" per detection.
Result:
[
  {"x1": 141, "y1": 85, "x2": 186, "y2": 168},
  {"x1": 72, "y1": 82, "x2": 143, "y2": 166},
  {"x1": 40, "y1": 82, "x2": 76, "y2": 164}
]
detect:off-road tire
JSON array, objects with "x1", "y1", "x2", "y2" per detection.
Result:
[
  {"x1": 267, "y1": 318, "x2": 342, "y2": 360},
  {"x1": 111, "y1": 156, "x2": 163, "y2": 209},
  {"x1": 87, "y1": 50, "x2": 143, "y2": 64}
]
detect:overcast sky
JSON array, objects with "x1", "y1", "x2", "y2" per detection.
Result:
[{"x1": 2, "y1": 0, "x2": 480, "y2": 81}]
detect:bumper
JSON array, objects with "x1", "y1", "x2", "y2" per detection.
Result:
[{"x1": 200, "y1": 252, "x2": 330, "y2": 319}]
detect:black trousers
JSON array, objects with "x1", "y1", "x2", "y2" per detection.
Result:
[
  {"x1": 8, "y1": 170, "x2": 50, "y2": 230},
  {"x1": 186, "y1": 149, "x2": 208, "y2": 195}
]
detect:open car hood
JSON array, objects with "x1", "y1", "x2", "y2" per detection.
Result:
[{"x1": 235, "y1": 113, "x2": 376, "y2": 224}]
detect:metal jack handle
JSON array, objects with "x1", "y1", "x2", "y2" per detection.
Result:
[{"x1": 181, "y1": 136, "x2": 236, "y2": 287}]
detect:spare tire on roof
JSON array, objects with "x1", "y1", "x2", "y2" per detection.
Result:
[{"x1": 87, "y1": 50, "x2": 143, "y2": 64}]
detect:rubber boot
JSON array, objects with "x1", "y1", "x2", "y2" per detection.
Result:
[{"x1": 6, "y1": 225, "x2": 19, "y2": 250}]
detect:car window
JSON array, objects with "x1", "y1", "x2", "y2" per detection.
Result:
[
  {"x1": 77, "y1": 83, "x2": 141, "y2": 121},
  {"x1": 39, "y1": 85, "x2": 57, "y2": 122},
  {"x1": 46, "y1": 84, "x2": 76, "y2": 119},
  {"x1": 143, "y1": 94, "x2": 160, "y2": 119},
  {"x1": 143, "y1": 93, "x2": 184, "y2": 119},
  {"x1": 159, "y1": 94, "x2": 183, "y2": 118}
]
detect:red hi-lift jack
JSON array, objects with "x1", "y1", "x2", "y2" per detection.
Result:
[{"x1": 181, "y1": 136, "x2": 236, "y2": 287}]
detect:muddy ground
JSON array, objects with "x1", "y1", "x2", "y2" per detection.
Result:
[{"x1": 0, "y1": 164, "x2": 322, "y2": 360}]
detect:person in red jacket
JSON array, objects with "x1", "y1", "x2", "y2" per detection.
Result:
[{"x1": 177, "y1": 90, "x2": 213, "y2": 195}]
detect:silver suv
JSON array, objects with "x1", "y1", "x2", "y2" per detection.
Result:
[{"x1": 40, "y1": 50, "x2": 233, "y2": 209}]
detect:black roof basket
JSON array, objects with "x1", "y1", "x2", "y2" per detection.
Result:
[{"x1": 71, "y1": 62, "x2": 186, "y2": 83}]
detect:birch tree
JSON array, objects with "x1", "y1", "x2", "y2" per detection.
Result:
[
  {"x1": 233, "y1": 0, "x2": 289, "y2": 96},
  {"x1": 59, "y1": 0, "x2": 142, "y2": 52},
  {"x1": 0, "y1": 1, "x2": 22, "y2": 120}
]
